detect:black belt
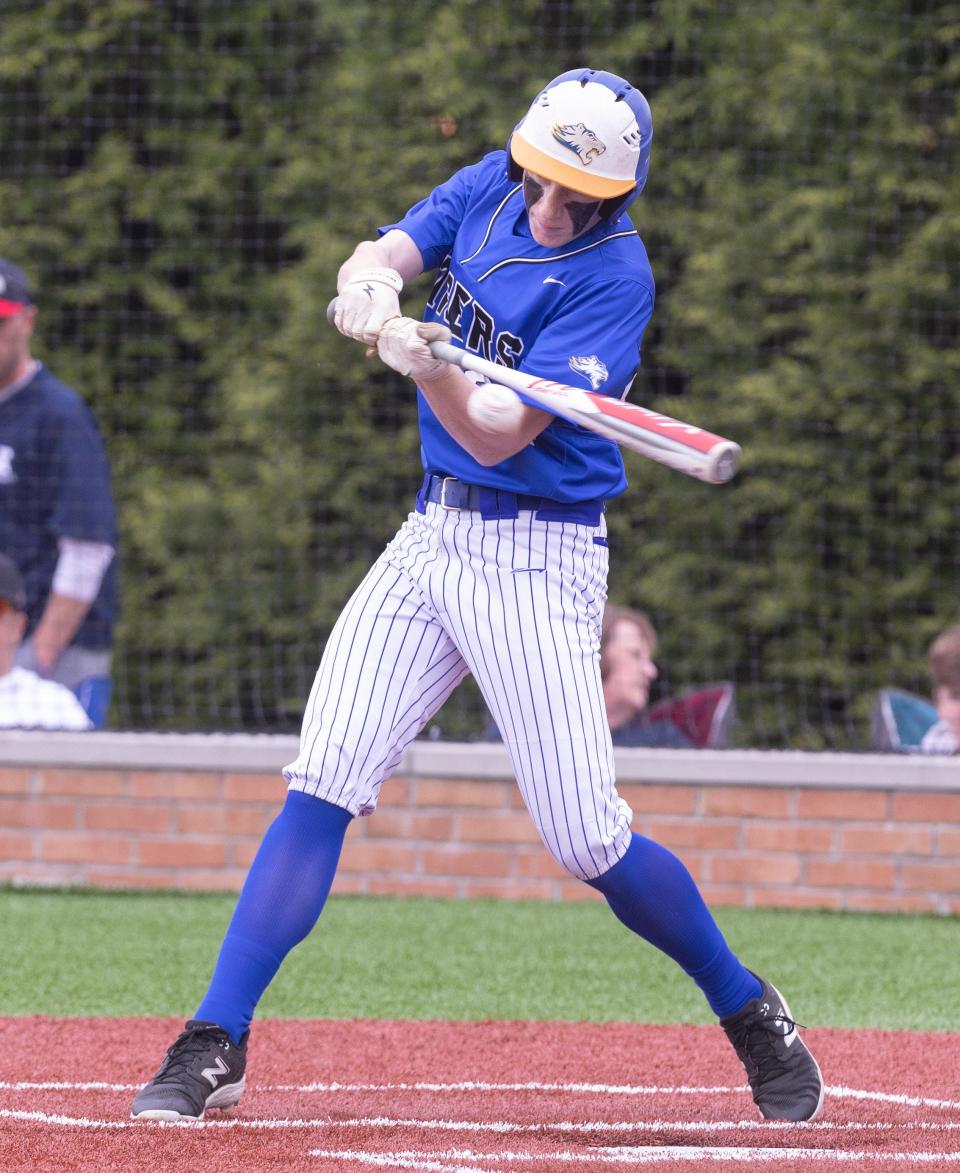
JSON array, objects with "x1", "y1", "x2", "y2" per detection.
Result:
[{"x1": 417, "y1": 474, "x2": 604, "y2": 525}]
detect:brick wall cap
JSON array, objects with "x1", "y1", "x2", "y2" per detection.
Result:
[{"x1": 0, "y1": 732, "x2": 957, "y2": 791}]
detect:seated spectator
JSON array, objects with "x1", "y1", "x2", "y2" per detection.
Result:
[
  {"x1": 599, "y1": 604, "x2": 734, "y2": 748},
  {"x1": 925, "y1": 625, "x2": 960, "y2": 752},
  {"x1": 479, "y1": 603, "x2": 734, "y2": 748},
  {"x1": 0, "y1": 554, "x2": 92, "y2": 730},
  {"x1": 872, "y1": 624, "x2": 960, "y2": 755}
]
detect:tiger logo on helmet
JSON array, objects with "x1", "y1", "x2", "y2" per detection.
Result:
[{"x1": 552, "y1": 123, "x2": 607, "y2": 166}]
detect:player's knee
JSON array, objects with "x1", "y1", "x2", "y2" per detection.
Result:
[{"x1": 542, "y1": 821, "x2": 632, "y2": 883}]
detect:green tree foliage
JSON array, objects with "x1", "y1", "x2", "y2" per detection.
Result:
[
  {"x1": 627, "y1": 0, "x2": 960, "y2": 746},
  {"x1": 0, "y1": 0, "x2": 955, "y2": 744}
]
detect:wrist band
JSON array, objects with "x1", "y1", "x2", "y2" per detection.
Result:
[{"x1": 343, "y1": 268, "x2": 403, "y2": 293}]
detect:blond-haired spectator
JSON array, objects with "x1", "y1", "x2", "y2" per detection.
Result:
[
  {"x1": 921, "y1": 624, "x2": 960, "y2": 754},
  {"x1": 480, "y1": 603, "x2": 734, "y2": 748},
  {"x1": 600, "y1": 604, "x2": 734, "y2": 748},
  {"x1": 872, "y1": 623, "x2": 960, "y2": 754}
]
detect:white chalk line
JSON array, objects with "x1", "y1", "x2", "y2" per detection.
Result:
[
  {"x1": 2, "y1": 1079, "x2": 959, "y2": 1113},
  {"x1": 4, "y1": 1077, "x2": 959, "y2": 1171},
  {"x1": 310, "y1": 1154, "x2": 488, "y2": 1173},
  {"x1": 3, "y1": 1107, "x2": 960, "y2": 1137},
  {"x1": 307, "y1": 1147, "x2": 960, "y2": 1169},
  {"x1": 6, "y1": 1107, "x2": 960, "y2": 1170},
  {"x1": 4, "y1": 1110, "x2": 960, "y2": 1169}
]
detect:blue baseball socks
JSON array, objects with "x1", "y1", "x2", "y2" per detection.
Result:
[
  {"x1": 589, "y1": 832, "x2": 762, "y2": 1018},
  {"x1": 194, "y1": 789, "x2": 353, "y2": 1043},
  {"x1": 197, "y1": 801, "x2": 758, "y2": 1038}
]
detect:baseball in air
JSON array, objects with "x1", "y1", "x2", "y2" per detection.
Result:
[{"x1": 467, "y1": 383, "x2": 524, "y2": 432}]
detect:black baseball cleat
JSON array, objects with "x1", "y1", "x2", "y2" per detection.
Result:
[
  {"x1": 131, "y1": 1019, "x2": 248, "y2": 1121},
  {"x1": 721, "y1": 976, "x2": 824, "y2": 1122}
]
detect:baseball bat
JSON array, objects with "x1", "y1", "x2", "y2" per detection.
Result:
[{"x1": 326, "y1": 300, "x2": 741, "y2": 484}]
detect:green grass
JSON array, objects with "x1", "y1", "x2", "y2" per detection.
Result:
[{"x1": 2, "y1": 887, "x2": 957, "y2": 1030}]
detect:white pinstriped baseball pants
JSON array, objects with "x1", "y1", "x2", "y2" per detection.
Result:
[{"x1": 283, "y1": 502, "x2": 634, "y2": 880}]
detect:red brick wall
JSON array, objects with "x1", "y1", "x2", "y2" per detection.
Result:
[{"x1": 0, "y1": 736, "x2": 957, "y2": 912}]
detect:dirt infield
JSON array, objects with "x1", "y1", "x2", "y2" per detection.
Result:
[{"x1": 1, "y1": 1017, "x2": 958, "y2": 1171}]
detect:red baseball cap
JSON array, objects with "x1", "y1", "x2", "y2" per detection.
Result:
[{"x1": 0, "y1": 259, "x2": 33, "y2": 318}]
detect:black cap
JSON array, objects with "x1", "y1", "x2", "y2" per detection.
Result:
[
  {"x1": 0, "y1": 554, "x2": 27, "y2": 610},
  {"x1": 0, "y1": 258, "x2": 33, "y2": 318}
]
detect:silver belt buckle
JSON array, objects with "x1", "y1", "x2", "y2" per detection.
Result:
[{"x1": 439, "y1": 476, "x2": 460, "y2": 511}]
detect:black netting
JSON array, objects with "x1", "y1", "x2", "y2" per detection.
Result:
[{"x1": 1, "y1": 0, "x2": 956, "y2": 746}]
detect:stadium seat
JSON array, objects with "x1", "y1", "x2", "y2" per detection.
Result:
[
  {"x1": 645, "y1": 682, "x2": 736, "y2": 749},
  {"x1": 870, "y1": 688, "x2": 940, "y2": 752}
]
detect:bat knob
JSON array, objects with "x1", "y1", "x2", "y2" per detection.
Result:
[{"x1": 710, "y1": 443, "x2": 742, "y2": 484}]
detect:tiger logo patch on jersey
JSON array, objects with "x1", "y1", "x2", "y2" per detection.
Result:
[
  {"x1": 568, "y1": 354, "x2": 609, "y2": 391},
  {"x1": 552, "y1": 123, "x2": 606, "y2": 166}
]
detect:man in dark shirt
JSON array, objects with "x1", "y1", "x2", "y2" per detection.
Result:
[{"x1": 0, "y1": 258, "x2": 118, "y2": 727}]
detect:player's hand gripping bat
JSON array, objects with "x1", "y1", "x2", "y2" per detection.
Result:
[{"x1": 327, "y1": 301, "x2": 741, "y2": 485}]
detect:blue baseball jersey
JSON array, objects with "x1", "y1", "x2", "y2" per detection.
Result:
[
  {"x1": 380, "y1": 150, "x2": 655, "y2": 502},
  {"x1": 0, "y1": 365, "x2": 118, "y2": 650}
]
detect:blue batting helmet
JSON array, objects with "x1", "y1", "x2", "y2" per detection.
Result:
[{"x1": 507, "y1": 68, "x2": 653, "y2": 220}]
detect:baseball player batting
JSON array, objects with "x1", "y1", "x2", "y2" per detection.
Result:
[{"x1": 133, "y1": 68, "x2": 823, "y2": 1124}]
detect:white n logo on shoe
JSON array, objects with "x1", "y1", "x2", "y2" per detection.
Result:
[
  {"x1": 777, "y1": 1015, "x2": 799, "y2": 1047},
  {"x1": 766, "y1": 994, "x2": 799, "y2": 1048},
  {"x1": 202, "y1": 1056, "x2": 229, "y2": 1088}
]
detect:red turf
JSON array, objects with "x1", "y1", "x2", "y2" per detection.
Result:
[{"x1": 0, "y1": 1017, "x2": 957, "y2": 1172}]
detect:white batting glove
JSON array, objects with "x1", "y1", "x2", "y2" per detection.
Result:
[
  {"x1": 377, "y1": 318, "x2": 452, "y2": 382},
  {"x1": 334, "y1": 268, "x2": 404, "y2": 345}
]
